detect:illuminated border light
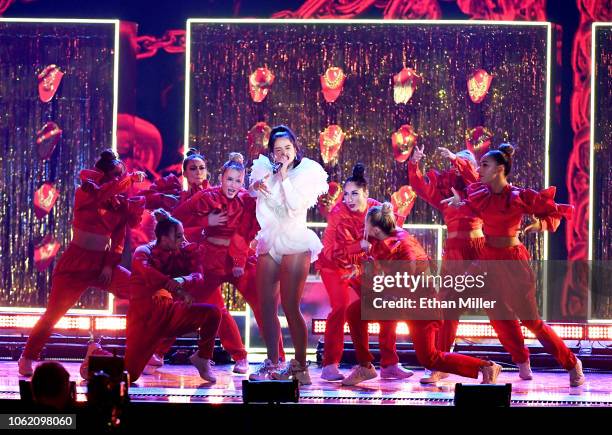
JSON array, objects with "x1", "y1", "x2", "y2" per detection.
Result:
[
  {"x1": 457, "y1": 323, "x2": 498, "y2": 338},
  {"x1": 312, "y1": 320, "x2": 409, "y2": 336},
  {"x1": 94, "y1": 316, "x2": 127, "y2": 332},
  {"x1": 550, "y1": 324, "x2": 586, "y2": 340},
  {"x1": 312, "y1": 319, "x2": 589, "y2": 340},
  {"x1": 312, "y1": 319, "x2": 327, "y2": 334},
  {"x1": 0, "y1": 314, "x2": 91, "y2": 330},
  {"x1": 0, "y1": 18, "x2": 120, "y2": 316},
  {"x1": 588, "y1": 325, "x2": 612, "y2": 340},
  {"x1": 396, "y1": 322, "x2": 410, "y2": 335},
  {"x1": 167, "y1": 396, "x2": 192, "y2": 404}
]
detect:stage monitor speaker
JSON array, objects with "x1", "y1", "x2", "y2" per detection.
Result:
[
  {"x1": 454, "y1": 383, "x2": 512, "y2": 407},
  {"x1": 242, "y1": 379, "x2": 299, "y2": 404}
]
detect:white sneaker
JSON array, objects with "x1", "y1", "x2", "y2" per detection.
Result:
[
  {"x1": 189, "y1": 353, "x2": 216, "y2": 383},
  {"x1": 248, "y1": 359, "x2": 277, "y2": 381},
  {"x1": 80, "y1": 342, "x2": 113, "y2": 379},
  {"x1": 321, "y1": 364, "x2": 345, "y2": 381},
  {"x1": 233, "y1": 358, "x2": 249, "y2": 374},
  {"x1": 518, "y1": 360, "x2": 533, "y2": 380},
  {"x1": 147, "y1": 353, "x2": 164, "y2": 367},
  {"x1": 380, "y1": 363, "x2": 414, "y2": 380},
  {"x1": 481, "y1": 362, "x2": 502, "y2": 384},
  {"x1": 18, "y1": 356, "x2": 34, "y2": 377},
  {"x1": 341, "y1": 364, "x2": 378, "y2": 386},
  {"x1": 569, "y1": 358, "x2": 585, "y2": 387},
  {"x1": 419, "y1": 369, "x2": 449, "y2": 384},
  {"x1": 270, "y1": 359, "x2": 312, "y2": 385}
]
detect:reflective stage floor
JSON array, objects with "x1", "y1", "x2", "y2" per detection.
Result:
[{"x1": 2, "y1": 361, "x2": 612, "y2": 407}]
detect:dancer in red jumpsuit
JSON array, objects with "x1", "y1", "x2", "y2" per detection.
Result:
[
  {"x1": 125, "y1": 209, "x2": 221, "y2": 382},
  {"x1": 140, "y1": 149, "x2": 212, "y2": 368},
  {"x1": 342, "y1": 203, "x2": 502, "y2": 386},
  {"x1": 318, "y1": 163, "x2": 413, "y2": 381},
  {"x1": 409, "y1": 145, "x2": 532, "y2": 384},
  {"x1": 443, "y1": 144, "x2": 585, "y2": 387},
  {"x1": 18, "y1": 150, "x2": 146, "y2": 377},
  {"x1": 172, "y1": 153, "x2": 283, "y2": 374}
]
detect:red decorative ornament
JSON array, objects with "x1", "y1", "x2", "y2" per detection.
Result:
[
  {"x1": 34, "y1": 235, "x2": 61, "y2": 272},
  {"x1": 393, "y1": 67, "x2": 423, "y2": 104},
  {"x1": 34, "y1": 182, "x2": 59, "y2": 219},
  {"x1": 319, "y1": 125, "x2": 345, "y2": 165},
  {"x1": 320, "y1": 66, "x2": 346, "y2": 103},
  {"x1": 465, "y1": 126, "x2": 493, "y2": 160},
  {"x1": 391, "y1": 124, "x2": 418, "y2": 163},
  {"x1": 37, "y1": 64, "x2": 64, "y2": 103},
  {"x1": 36, "y1": 121, "x2": 62, "y2": 160},
  {"x1": 247, "y1": 122, "x2": 271, "y2": 160},
  {"x1": 391, "y1": 185, "x2": 417, "y2": 218},
  {"x1": 249, "y1": 67, "x2": 275, "y2": 103},
  {"x1": 467, "y1": 69, "x2": 493, "y2": 103}
]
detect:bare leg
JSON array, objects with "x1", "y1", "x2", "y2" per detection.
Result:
[
  {"x1": 256, "y1": 254, "x2": 281, "y2": 363},
  {"x1": 279, "y1": 252, "x2": 311, "y2": 367}
]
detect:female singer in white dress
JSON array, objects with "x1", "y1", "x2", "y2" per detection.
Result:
[{"x1": 248, "y1": 125, "x2": 328, "y2": 385}]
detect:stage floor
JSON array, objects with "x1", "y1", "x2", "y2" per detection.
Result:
[{"x1": 2, "y1": 361, "x2": 612, "y2": 407}]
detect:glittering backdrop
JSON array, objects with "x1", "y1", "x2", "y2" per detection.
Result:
[
  {"x1": 0, "y1": 22, "x2": 117, "y2": 310},
  {"x1": 188, "y1": 22, "x2": 549, "y2": 253},
  {"x1": 592, "y1": 25, "x2": 612, "y2": 318}
]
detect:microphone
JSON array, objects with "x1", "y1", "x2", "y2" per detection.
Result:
[{"x1": 272, "y1": 161, "x2": 283, "y2": 174}]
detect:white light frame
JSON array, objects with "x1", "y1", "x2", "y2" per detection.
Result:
[
  {"x1": 185, "y1": 18, "x2": 553, "y2": 353},
  {"x1": 588, "y1": 23, "x2": 612, "y2": 323},
  {"x1": 0, "y1": 18, "x2": 121, "y2": 315}
]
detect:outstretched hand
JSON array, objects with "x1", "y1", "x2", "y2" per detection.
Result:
[{"x1": 440, "y1": 187, "x2": 463, "y2": 207}]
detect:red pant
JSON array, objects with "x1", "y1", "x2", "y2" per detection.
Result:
[
  {"x1": 475, "y1": 244, "x2": 577, "y2": 370},
  {"x1": 345, "y1": 300, "x2": 403, "y2": 368},
  {"x1": 346, "y1": 300, "x2": 485, "y2": 378},
  {"x1": 436, "y1": 238, "x2": 530, "y2": 364},
  {"x1": 321, "y1": 267, "x2": 355, "y2": 366},
  {"x1": 125, "y1": 296, "x2": 221, "y2": 381},
  {"x1": 23, "y1": 244, "x2": 131, "y2": 360}
]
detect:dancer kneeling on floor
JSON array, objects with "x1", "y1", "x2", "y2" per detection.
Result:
[
  {"x1": 342, "y1": 203, "x2": 502, "y2": 386},
  {"x1": 124, "y1": 209, "x2": 221, "y2": 383}
]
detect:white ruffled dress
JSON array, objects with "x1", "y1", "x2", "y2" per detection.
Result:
[{"x1": 250, "y1": 155, "x2": 329, "y2": 263}]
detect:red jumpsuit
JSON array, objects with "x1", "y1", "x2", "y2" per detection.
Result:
[
  {"x1": 318, "y1": 199, "x2": 380, "y2": 367},
  {"x1": 464, "y1": 182, "x2": 577, "y2": 370},
  {"x1": 408, "y1": 159, "x2": 529, "y2": 364},
  {"x1": 125, "y1": 242, "x2": 221, "y2": 381},
  {"x1": 346, "y1": 229, "x2": 488, "y2": 378},
  {"x1": 320, "y1": 198, "x2": 409, "y2": 368},
  {"x1": 172, "y1": 186, "x2": 284, "y2": 361},
  {"x1": 23, "y1": 169, "x2": 145, "y2": 360}
]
